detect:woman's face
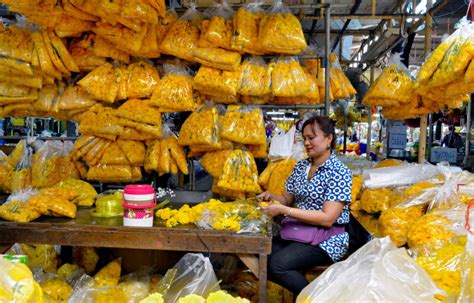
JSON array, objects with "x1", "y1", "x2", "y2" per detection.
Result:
[{"x1": 303, "y1": 123, "x2": 332, "y2": 158}]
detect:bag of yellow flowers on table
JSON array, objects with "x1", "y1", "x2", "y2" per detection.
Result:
[
  {"x1": 150, "y1": 61, "x2": 197, "y2": 112},
  {"x1": 199, "y1": 0, "x2": 234, "y2": 50},
  {"x1": 377, "y1": 180, "x2": 440, "y2": 247},
  {"x1": 407, "y1": 206, "x2": 467, "y2": 257},
  {"x1": 363, "y1": 54, "x2": 413, "y2": 107},
  {"x1": 271, "y1": 56, "x2": 313, "y2": 97},
  {"x1": 178, "y1": 105, "x2": 221, "y2": 147},
  {"x1": 220, "y1": 105, "x2": 266, "y2": 145},
  {"x1": 217, "y1": 149, "x2": 261, "y2": 193},
  {"x1": 257, "y1": 0, "x2": 307, "y2": 54},
  {"x1": 359, "y1": 187, "x2": 395, "y2": 214},
  {"x1": 160, "y1": 4, "x2": 200, "y2": 62},
  {"x1": 0, "y1": 189, "x2": 41, "y2": 222},
  {"x1": 238, "y1": 56, "x2": 272, "y2": 96}
]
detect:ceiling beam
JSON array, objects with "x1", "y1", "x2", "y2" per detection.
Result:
[{"x1": 331, "y1": 0, "x2": 363, "y2": 51}]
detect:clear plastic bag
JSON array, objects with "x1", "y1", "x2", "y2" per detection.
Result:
[
  {"x1": 35, "y1": 271, "x2": 73, "y2": 301},
  {"x1": 359, "y1": 187, "x2": 395, "y2": 214},
  {"x1": 150, "y1": 61, "x2": 197, "y2": 111},
  {"x1": 99, "y1": 142, "x2": 130, "y2": 166},
  {"x1": 416, "y1": 242, "x2": 465, "y2": 300},
  {"x1": 266, "y1": 158, "x2": 297, "y2": 195},
  {"x1": 362, "y1": 162, "x2": 445, "y2": 189},
  {"x1": 163, "y1": 253, "x2": 220, "y2": 303},
  {"x1": 125, "y1": 61, "x2": 160, "y2": 99},
  {"x1": 200, "y1": 149, "x2": 233, "y2": 178},
  {"x1": 407, "y1": 208, "x2": 466, "y2": 257},
  {"x1": 211, "y1": 179, "x2": 247, "y2": 200},
  {"x1": 194, "y1": 65, "x2": 241, "y2": 97},
  {"x1": 257, "y1": 0, "x2": 307, "y2": 54},
  {"x1": 115, "y1": 99, "x2": 163, "y2": 127},
  {"x1": 0, "y1": 189, "x2": 41, "y2": 222},
  {"x1": 77, "y1": 63, "x2": 120, "y2": 103},
  {"x1": 94, "y1": 258, "x2": 122, "y2": 287},
  {"x1": 160, "y1": 4, "x2": 200, "y2": 61},
  {"x1": 192, "y1": 47, "x2": 241, "y2": 71},
  {"x1": 14, "y1": 243, "x2": 60, "y2": 273},
  {"x1": 86, "y1": 164, "x2": 133, "y2": 183},
  {"x1": 32, "y1": 83, "x2": 58, "y2": 113},
  {"x1": 363, "y1": 54, "x2": 413, "y2": 106},
  {"x1": 417, "y1": 34, "x2": 455, "y2": 84},
  {"x1": 118, "y1": 270, "x2": 151, "y2": 303},
  {"x1": 196, "y1": 200, "x2": 266, "y2": 233},
  {"x1": 58, "y1": 85, "x2": 97, "y2": 110},
  {"x1": 378, "y1": 205, "x2": 426, "y2": 247},
  {"x1": 116, "y1": 139, "x2": 146, "y2": 166},
  {"x1": 178, "y1": 106, "x2": 220, "y2": 147},
  {"x1": 0, "y1": 257, "x2": 43, "y2": 302},
  {"x1": 296, "y1": 237, "x2": 444, "y2": 303},
  {"x1": 200, "y1": 0, "x2": 234, "y2": 50},
  {"x1": 330, "y1": 56, "x2": 356, "y2": 99},
  {"x1": 217, "y1": 149, "x2": 261, "y2": 193},
  {"x1": 459, "y1": 231, "x2": 474, "y2": 302},
  {"x1": 8, "y1": 142, "x2": 32, "y2": 193},
  {"x1": 28, "y1": 188, "x2": 78, "y2": 218},
  {"x1": 231, "y1": 1, "x2": 264, "y2": 54},
  {"x1": 238, "y1": 56, "x2": 272, "y2": 96},
  {"x1": 53, "y1": 178, "x2": 97, "y2": 207},
  {"x1": 271, "y1": 57, "x2": 312, "y2": 97},
  {"x1": 78, "y1": 109, "x2": 124, "y2": 138},
  {"x1": 92, "y1": 21, "x2": 148, "y2": 53},
  {"x1": 72, "y1": 246, "x2": 99, "y2": 275},
  {"x1": 220, "y1": 106, "x2": 266, "y2": 145},
  {"x1": 428, "y1": 22, "x2": 474, "y2": 87},
  {"x1": 0, "y1": 24, "x2": 33, "y2": 62}
]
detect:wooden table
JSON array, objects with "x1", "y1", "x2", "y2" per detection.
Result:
[{"x1": 0, "y1": 209, "x2": 272, "y2": 302}]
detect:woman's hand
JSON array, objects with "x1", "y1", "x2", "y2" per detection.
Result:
[
  {"x1": 260, "y1": 201, "x2": 289, "y2": 217},
  {"x1": 257, "y1": 191, "x2": 273, "y2": 202}
]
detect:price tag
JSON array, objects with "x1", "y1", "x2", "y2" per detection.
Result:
[{"x1": 430, "y1": 147, "x2": 457, "y2": 163}]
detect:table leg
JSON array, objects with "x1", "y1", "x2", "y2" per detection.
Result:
[{"x1": 258, "y1": 253, "x2": 267, "y2": 303}]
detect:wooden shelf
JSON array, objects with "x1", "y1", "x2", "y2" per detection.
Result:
[{"x1": 0, "y1": 208, "x2": 272, "y2": 302}]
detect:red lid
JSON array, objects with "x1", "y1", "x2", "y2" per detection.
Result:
[{"x1": 124, "y1": 184, "x2": 155, "y2": 195}]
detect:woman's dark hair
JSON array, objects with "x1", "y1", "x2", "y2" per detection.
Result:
[{"x1": 302, "y1": 116, "x2": 336, "y2": 149}]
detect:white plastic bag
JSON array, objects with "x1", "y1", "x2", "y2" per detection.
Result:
[
  {"x1": 362, "y1": 162, "x2": 461, "y2": 189},
  {"x1": 268, "y1": 125, "x2": 295, "y2": 161},
  {"x1": 296, "y1": 237, "x2": 444, "y2": 303},
  {"x1": 164, "y1": 253, "x2": 220, "y2": 303}
]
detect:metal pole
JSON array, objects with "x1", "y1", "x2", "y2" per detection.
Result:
[
  {"x1": 324, "y1": 5, "x2": 331, "y2": 116},
  {"x1": 464, "y1": 97, "x2": 472, "y2": 168},
  {"x1": 418, "y1": 0, "x2": 432, "y2": 163},
  {"x1": 366, "y1": 65, "x2": 374, "y2": 160}
]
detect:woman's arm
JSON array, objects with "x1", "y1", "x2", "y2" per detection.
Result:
[{"x1": 262, "y1": 201, "x2": 345, "y2": 228}]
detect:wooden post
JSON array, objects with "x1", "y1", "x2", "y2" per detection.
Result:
[
  {"x1": 372, "y1": 0, "x2": 376, "y2": 16},
  {"x1": 366, "y1": 65, "x2": 375, "y2": 159},
  {"x1": 418, "y1": 0, "x2": 432, "y2": 163}
]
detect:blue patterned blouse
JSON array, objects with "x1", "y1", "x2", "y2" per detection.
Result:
[{"x1": 285, "y1": 152, "x2": 353, "y2": 261}]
